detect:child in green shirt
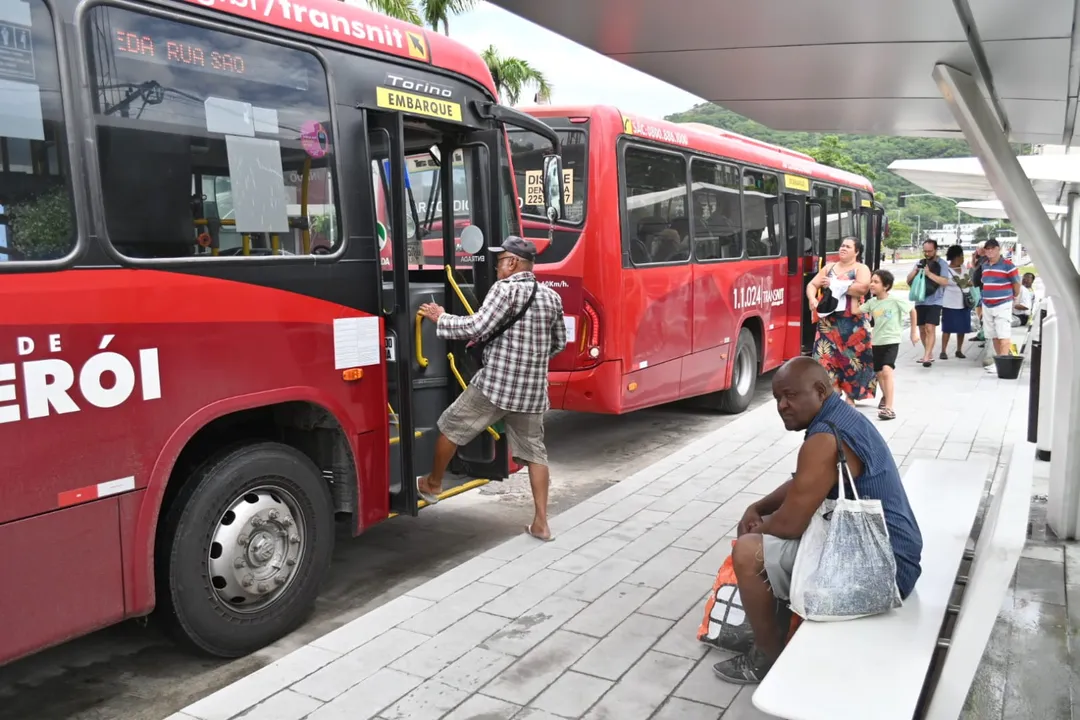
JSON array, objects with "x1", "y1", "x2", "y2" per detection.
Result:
[{"x1": 855, "y1": 269, "x2": 918, "y2": 420}]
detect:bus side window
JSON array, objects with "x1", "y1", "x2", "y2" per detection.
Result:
[
  {"x1": 813, "y1": 184, "x2": 840, "y2": 254},
  {"x1": 84, "y1": 7, "x2": 339, "y2": 259},
  {"x1": 690, "y1": 158, "x2": 742, "y2": 261},
  {"x1": 622, "y1": 146, "x2": 689, "y2": 266},
  {"x1": 839, "y1": 189, "x2": 856, "y2": 241},
  {"x1": 743, "y1": 169, "x2": 780, "y2": 259},
  {"x1": 0, "y1": 0, "x2": 75, "y2": 264}
]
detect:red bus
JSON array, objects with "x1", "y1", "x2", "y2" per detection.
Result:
[
  {"x1": 0, "y1": 0, "x2": 564, "y2": 665},
  {"x1": 508, "y1": 106, "x2": 884, "y2": 415}
]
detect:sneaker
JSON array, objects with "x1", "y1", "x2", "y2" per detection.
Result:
[
  {"x1": 956, "y1": 350, "x2": 966, "y2": 359},
  {"x1": 939, "y1": 351, "x2": 948, "y2": 360},
  {"x1": 712, "y1": 622, "x2": 755, "y2": 654},
  {"x1": 713, "y1": 647, "x2": 774, "y2": 685}
]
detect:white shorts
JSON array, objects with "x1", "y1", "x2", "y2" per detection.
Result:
[{"x1": 982, "y1": 301, "x2": 1014, "y2": 340}]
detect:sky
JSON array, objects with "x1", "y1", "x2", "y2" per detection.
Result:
[{"x1": 355, "y1": 1, "x2": 705, "y2": 117}]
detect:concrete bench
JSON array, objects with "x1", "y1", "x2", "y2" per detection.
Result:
[{"x1": 752, "y1": 456, "x2": 994, "y2": 719}]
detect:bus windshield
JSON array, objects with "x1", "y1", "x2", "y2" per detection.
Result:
[{"x1": 509, "y1": 125, "x2": 586, "y2": 225}]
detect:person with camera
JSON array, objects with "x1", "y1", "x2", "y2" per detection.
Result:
[
  {"x1": 418, "y1": 236, "x2": 566, "y2": 541},
  {"x1": 906, "y1": 239, "x2": 951, "y2": 367}
]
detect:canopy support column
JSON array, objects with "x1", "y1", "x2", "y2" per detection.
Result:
[
  {"x1": 1068, "y1": 192, "x2": 1080, "y2": 270},
  {"x1": 934, "y1": 63, "x2": 1080, "y2": 538}
]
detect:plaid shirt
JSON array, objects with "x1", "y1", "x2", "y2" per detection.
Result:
[{"x1": 437, "y1": 271, "x2": 566, "y2": 413}]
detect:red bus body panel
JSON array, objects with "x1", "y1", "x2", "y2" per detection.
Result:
[
  {"x1": 0, "y1": 271, "x2": 387, "y2": 660},
  {"x1": 522, "y1": 105, "x2": 873, "y2": 414}
]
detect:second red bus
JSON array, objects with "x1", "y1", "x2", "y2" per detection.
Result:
[{"x1": 509, "y1": 105, "x2": 884, "y2": 415}]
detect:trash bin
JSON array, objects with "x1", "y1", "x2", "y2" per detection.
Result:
[{"x1": 994, "y1": 354, "x2": 1024, "y2": 379}]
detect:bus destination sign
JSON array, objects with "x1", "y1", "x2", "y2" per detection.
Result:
[{"x1": 111, "y1": 28, "x2": 308, "y2": 90}]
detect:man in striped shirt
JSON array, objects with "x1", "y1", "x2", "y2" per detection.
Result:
[{"x1": 979, "y1": 238, "x2": 1021, "y2": 360}]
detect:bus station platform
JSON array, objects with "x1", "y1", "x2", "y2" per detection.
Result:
[{"x1": 167, "y1": 335, "x2": 1073, "y2": 720}]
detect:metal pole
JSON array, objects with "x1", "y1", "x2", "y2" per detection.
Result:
[{"x1": 934, "y1": 64, "x2": 1080, "y2": 539}]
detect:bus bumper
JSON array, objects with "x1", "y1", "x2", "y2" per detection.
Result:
[{"x1": 548, "y1": 361, "x2": 624, "y2": 414}]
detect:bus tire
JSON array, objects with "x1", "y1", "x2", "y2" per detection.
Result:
[
  {"x1": 156, "y1": 441, "x2": 334, "y2": 658},
  {"x1": 716, "y1": 328, "x2": 758, "y2": 414}
]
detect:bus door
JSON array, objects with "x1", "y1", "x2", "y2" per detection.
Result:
[
  {"x1": 368, "y1": 111, "x2": 515, "y2": 514},
  {"x1": 789, "y1": 196, "x2": 827, "y2": 355},
  {"x1": 858, "y1": 203, "x2": 886, "y2": 271}
]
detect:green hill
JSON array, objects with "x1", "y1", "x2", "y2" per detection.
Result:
[{"x1": 665, "y1": 103, "x2": 1020, "y2": 230}]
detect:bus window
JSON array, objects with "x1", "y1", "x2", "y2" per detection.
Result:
[
  {"x1": 510, "y1": 128, "x2": 585, "y2": 225},
  {"x1": 84, "y1": 7, "x2": 338, "y2": 259},
  {"x1": 813, "y1": 184, "x2": 840, "y2": 253},
  {"x1": 690, "y1": 158, "x2": 742, "y2": 262},
  {"x1": 0, "y1": 0, "x2": 74, "y2": 263},
  {"x1": 840, "y1": 189, "x2": 856, "y2": 240},
  {"x1": 743, "y1": 169, "x2": 780, "y2": 258},
  {"x1": 623, "y1": 146, "x2": 689, "y2": 266}
]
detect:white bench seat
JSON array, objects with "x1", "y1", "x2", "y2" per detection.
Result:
[{"x1": 753, "y1": 458, "x2": 990, "y2": 720}]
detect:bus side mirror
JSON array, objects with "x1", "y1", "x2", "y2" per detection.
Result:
[{"x1": 542, "y1": 153, "x2": 565, "y2": 224}]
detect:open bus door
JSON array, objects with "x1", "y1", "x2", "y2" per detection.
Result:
[
  {"x1": 858, "y1": 202, "x2": 885, "y2": 271},
  {"x1": 368, "y1": 112, "x2": 517, "y2": 515},
  {"x1": 788, "y1": 196, "x2": 827, "y2": 355}
]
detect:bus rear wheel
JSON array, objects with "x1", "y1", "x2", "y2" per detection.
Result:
[
  {"x1": 156, "y1": 441, "x2": 334, "y2": 658},
  {"x1": 715, "y1": 328, "x2": 758, "y2": 414}
]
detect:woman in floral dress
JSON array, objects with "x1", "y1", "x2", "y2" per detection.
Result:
[{"x1": 806, "y1": 237, "x2": 878, "y2": 403}]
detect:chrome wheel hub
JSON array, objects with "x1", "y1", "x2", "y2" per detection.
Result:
[{"x1": 207, "y1": 486, "x2": 304, "y2": 613}]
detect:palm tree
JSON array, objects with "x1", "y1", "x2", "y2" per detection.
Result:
[
  {"x1": 362, "y1": 0, "x2": 422, "y2": 25},
  {"x1": 361, "y1": 0, "x2": 474, "y2": 34},
  {"x1": 421, "y1": 0, "x2": 474, "y2": 34},
  {"x1": 481, "y1": 45, "x2": 552, "y2": 105}
]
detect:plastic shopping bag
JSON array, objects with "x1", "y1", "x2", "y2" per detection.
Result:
[
  {"x1": 789, "y1": 424, "x2": 902, "y2": 622},
  {"x1": 908, "y1": 270, "x2": 928, "y2": 303},
  {"x1": 697, "y1": 540, "x2": 802, "y2": 647}
]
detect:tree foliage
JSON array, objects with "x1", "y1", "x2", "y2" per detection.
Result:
[
  {"x1": 885, "y1": 220, "x2": 912, "y2": 250},
  {"x1": 793, "y1": 136, "x2": 876, "y2": 181},
  {"x1": 7, "y1": 186, "x2": 73, "y2": 260},
  {"x1": 665, "y1": 103, "x2": 988, "y2": 229},
  {"x1": 481, "y1": 45, "x2": 552, "y2": 105},
  {"x1": 359, "y1": 1, "x2": 550, "y2": 103}
]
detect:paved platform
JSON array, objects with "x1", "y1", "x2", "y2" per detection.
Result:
[{"x1": 168, "y1": 327, "x2": 1075, "y2": 720}]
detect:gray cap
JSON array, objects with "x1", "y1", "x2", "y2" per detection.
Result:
[{"x1": 489, "y1": 235, "x2": 537, "y2": 262}]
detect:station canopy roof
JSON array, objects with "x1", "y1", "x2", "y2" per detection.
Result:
[
  {"x1": 487, "y1": 0, "x2": 1080, "y2": 145},
  {"x1": 957, "y1": 199, "x2": 1068, "y2": 219},
  {"x1": 888, "y1": 154, "x2": 1080, "y2": 206}
]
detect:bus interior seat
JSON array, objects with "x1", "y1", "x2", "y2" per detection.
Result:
[{"x1": 99, "y1": 129, "x2": 195, "y2": 258}]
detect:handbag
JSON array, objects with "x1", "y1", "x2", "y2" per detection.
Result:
[
  {"x1": 788, "y1": 422, "x2": 902, "y2": 622},
  {"x1": 908, "y1": 270, "x2": 928, "y2": 303},
  {"x1": 696, "y1": 539, "x2": 802, "y2": 649},
  {"x1": 466, "y1": 280, "x2": 538, "y2": 368}
]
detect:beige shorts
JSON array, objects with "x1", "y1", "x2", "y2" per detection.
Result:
[
  {"x1": 982, "y1": 301, "x2": 1014, "y2": 340},
  {"x1": 438, "y1": 385, "x2": 548, "y2": 466},
  {"x1": 763, "y1": 535, "x2": 800, "y2": 601}
]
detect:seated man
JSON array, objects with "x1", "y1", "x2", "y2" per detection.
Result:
[{"x1": 712, "y1": 357, "x2": 923, "y2": 685}]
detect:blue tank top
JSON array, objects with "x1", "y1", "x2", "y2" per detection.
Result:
[{"x1": 806, "y1": 392, "x2": 924, "y2": 598}]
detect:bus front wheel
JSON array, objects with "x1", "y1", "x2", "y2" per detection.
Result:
[
  {"x1": 156, "y1": 441, "x2": 335, "y2": 657},
  {"x1": 716, "y1": 328, "x2": 758, "y2": 414}
]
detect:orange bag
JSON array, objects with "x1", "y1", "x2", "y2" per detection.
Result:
[{"x1": 697, "y1": 540, "x2": 802, "y2": 648}]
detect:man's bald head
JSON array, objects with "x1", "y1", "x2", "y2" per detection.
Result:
[{"x1": 772, "y1": 357, "x2": 835, "y2": 431}]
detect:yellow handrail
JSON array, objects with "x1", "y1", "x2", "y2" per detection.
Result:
[
  {"x1": 415, "y1": 311, "x2": 428, "y2": 368},
  {"x1": 445, "y1": 265, "x2": 475, "y2": 314},
  {"x1": 447, "y1": 353, "x2": 500, "y2": 440}
]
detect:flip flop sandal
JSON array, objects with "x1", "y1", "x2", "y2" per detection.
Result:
[
  {"x1": 525, "y1": 525, "x2": 554, "y2": 542},
  {"x1": 416, "y1": 477, "x2": 440, "y2": 505},
  {"x1": 878, "y1": 408, "x2": 896, "y2": 420}
]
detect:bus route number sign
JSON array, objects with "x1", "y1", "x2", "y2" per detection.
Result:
[{"x1": 733, "y1": 283, "x2": 784, "y2": 311}]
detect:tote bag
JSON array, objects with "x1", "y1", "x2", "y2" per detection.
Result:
[{"x1": 789, "y1": 423, "x2": 903, "y2": 622}]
